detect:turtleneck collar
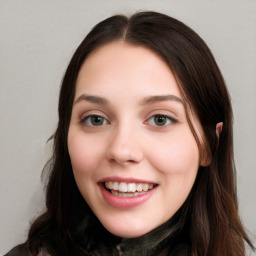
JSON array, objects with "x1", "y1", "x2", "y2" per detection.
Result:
[{"x1": 80, "y1": 206, "x2": 188, "y2": 256}]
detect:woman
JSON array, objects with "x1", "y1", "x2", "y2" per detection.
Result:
[{"x1": 5, "y1": 11, "x2": 254, "y2": 256}]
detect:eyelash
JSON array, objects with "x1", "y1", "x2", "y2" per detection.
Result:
[
  {"x1": 80, "y1": 114, "x2": 177, "y2": 127},
  {"x1": 146, "y1": 114, "x2": 177, "y2": 127},
  {"x1": 80, "y1": 114, "x2": 109, "y2": 126}
]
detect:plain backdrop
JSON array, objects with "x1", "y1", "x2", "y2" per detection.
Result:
[{"x1": 0, "y1": 0, "x2": 256, "y2": 254}]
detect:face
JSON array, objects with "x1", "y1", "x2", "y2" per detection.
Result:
[{"x1": 68, "y1": 41, "x2": 207, "y2": 238}]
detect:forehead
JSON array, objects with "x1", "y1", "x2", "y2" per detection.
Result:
[{"x1": 75, "y1": 41, "x2": 181, "y2": 98}]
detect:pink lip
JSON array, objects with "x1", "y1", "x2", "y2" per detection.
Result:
[
  {"x1": 99, "y1": 183, "x2": 158, "y2": 209},
  {"x1": 98, "y1": 176, "x2": 156, "y2": 184}
]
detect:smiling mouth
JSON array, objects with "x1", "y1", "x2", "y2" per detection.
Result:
[{"x1": 104, "y1": 181, "x2": 157, "y2": 197}]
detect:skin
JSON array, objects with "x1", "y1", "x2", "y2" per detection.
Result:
[{"x1": 68, "y1": 41, "x2": 209, "y2": 238}]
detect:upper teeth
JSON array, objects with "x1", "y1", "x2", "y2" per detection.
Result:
[{"x1": 105, "y1": 181, "x2": 154, "y2": 193}]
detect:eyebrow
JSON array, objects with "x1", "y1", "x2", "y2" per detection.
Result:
[
  {"x1": 141, "y1": 95, "x2": 184, "y2": 105},
  {"x1": 73, "y1": 94, "x2": 184, "y2": 106},
  {"x1": 74, "y1": 94, "x2": 108, "y2": 105}
]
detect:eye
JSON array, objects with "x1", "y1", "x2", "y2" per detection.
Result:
[
  {"x1": 81, "y1": 115, "x2": 108, "y2": 126},
  {"x1": 147, "y1": 114, "x2": 176, "y2": 127}
]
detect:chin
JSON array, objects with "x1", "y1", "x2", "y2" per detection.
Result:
[
  {"x1": 102, "y1": 221, "x2": 157, "y2": 239},
  {"x1": 109, "y1": 229, "x2": 149, "y2": 239}
]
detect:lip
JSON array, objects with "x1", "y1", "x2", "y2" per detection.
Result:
[
  {"x1": 99, "y1": 179, "x2": 158, "y2": 209},
  {"x1": 98, "y1": 176, "x2": 156, "y2": 184}
]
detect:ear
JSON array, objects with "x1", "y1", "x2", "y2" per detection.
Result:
[
  {"x1": 216, "y1": 122, "x2": 223, "y2": 138},
  {"x1": 215, "y1": 122, "x2": 223, "y2": 149},
  {"x1": 200, "y1": 137, "x2": 212, "y2": 167},
  {"x1": 200, "y1": 122, "x2": 223, "y2": 167},
  {"x1": 200, "y1": 148, "x2": 212, "y2": 167}
]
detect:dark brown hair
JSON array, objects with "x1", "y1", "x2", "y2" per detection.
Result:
[{"x1": 27, "y1": 11, "x2": 254, "y2": 255}]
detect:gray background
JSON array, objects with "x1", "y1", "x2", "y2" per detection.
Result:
[{"x1": 0, "y1": 0, "x2": 255, "y2": 254}]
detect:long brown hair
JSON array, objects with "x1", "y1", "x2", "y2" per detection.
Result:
[{"x1": 27, "y1": 11, "x2": 254, "y2": 255}]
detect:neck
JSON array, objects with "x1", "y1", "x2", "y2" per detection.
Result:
[{"x1": 85, "y1": 208, "x2": 187, "y2": 256}]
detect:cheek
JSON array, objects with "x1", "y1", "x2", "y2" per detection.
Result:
[
  {"x1": 147, "y1": 131, "x2": 199, "y2": 220},
  {"x1": 148, "y1": 131, "x2": 200, "y2": 176},
  {"x1": 67, "y1": 132, "x2": 104, "y2": 176}
]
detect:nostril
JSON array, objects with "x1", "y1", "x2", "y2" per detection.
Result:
[{"x1": 127, "y1": 159, "x2": 137, "y2": 163}]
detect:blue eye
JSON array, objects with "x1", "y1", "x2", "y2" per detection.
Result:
[
  {"x1": 148, "y1": 115, "x2": 175, "y2": 127},
  {"x1": 81, "y1": 115, "x2": 108, "y2": 126}
]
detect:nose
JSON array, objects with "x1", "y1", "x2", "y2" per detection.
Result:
[{"x1": 106, "y1": 125, "x2": 143, "y2": 165}]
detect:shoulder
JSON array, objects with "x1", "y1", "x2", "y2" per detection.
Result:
[{"x1": 4, "y1": 243, "x2": 30, "y2": 256}]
